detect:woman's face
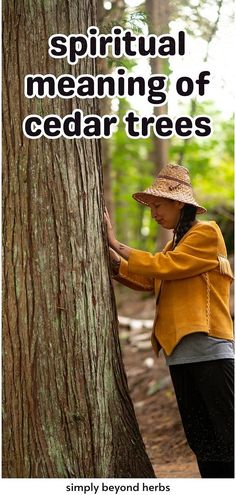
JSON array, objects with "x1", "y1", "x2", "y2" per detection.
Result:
[{"x1": 149, "y1": 197, "x2": 184, "y2": 230}]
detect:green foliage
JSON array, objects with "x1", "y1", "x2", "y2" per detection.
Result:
[
  {"x1": 101, "y1": 8, "x2": 148, "y2": 34},
  {"x1": 170, "y1": 101, "x2": 234, "y2": 210},
  {"x1": 107, "y1": 56, "x2": 137, "y2": 70},
  {"x1": 125, "y1": 10, "x2": 148, "y2": 33},
  {"x1": 103, "y1": 0, "x2": 234, "y2": 254},
  {"x1": 169, "y1": 100, "x2": 234, "y2": 251},
  {"x1": 111, "y1": 98, "x2": 156, "y2": 250},
  {"x1": 111, "y1": 97, "x2": 234, "y2": 253}
]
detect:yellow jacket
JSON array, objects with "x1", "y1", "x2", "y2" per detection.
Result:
[{"x1": 114, "y1": 221, "x2": 234, "y2": 356}]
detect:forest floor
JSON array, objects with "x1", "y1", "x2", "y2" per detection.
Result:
[{"x1": 115, "y1": 285, "x2": 200, "y2": 479}]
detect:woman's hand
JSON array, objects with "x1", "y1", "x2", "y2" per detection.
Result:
[
  {"x1": 104, "y1": 206, "x2": 132, "y2": 260},
  {"x1": 109, "y1": 247, "x2": 120, "y2": 262},
  {"x1": 104, "y1": 206, "x2": 117, "y2": 249},
  {"x1": 109, "y1": 247, "x2": 121, "y2": 275}
]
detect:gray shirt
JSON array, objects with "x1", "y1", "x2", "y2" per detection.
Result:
[{"x1": 165, "y1": 332, "x2": 234, "y2": 366}]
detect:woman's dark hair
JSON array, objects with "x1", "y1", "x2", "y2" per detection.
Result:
[{"x1": 172, "y1": 204, "x2": 197, "y2": 249}]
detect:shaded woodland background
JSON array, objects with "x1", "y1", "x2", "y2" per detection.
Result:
[
  {"x1": 99, "y1": 0, "x2": 234, "y2": 254},
  {"x1": 99, "y1": 0, "x2": 234, "y2": 477}
]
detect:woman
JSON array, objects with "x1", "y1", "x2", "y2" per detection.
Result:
[{"x1": 104, "y1": 164, "x2": 234, "y2": 479}]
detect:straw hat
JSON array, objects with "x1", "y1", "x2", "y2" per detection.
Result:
[{"x1": 132, "y1": 164, "x2": 206, "y2": 214}]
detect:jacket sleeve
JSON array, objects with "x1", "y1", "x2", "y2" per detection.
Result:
[
  {"x1": 127, "y1": 224, "x2": 219, "y2": 281},
  {"x1": 113, "y1": 257, "x2": 154, "y2": 292}
]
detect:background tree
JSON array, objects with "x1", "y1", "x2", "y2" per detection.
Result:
[
  {"x1": 146, "y1": 0, "x2": 170, "y2": 171},
  {"x1": 98, "y1": 0, "x2": 126, "y2": 222},
  {"x1": 2, "y1": 0, "x2": 155, "y2": 478},
  {"x1": 145, "y1": 0, "x2": 172, "y2": 246}
]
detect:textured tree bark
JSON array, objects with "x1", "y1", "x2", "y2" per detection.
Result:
[
  {"x1": 97, "y1": 0, "x2": 114, "y2": 222},
  {"x1": 2, "y1": 0, "x2": 155, "y2": 478},
  {"x1": 146, "y1": 0, "x2": 172, "y2": 247}
]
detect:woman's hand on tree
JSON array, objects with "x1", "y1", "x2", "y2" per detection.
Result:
[
  {"x1": 104, "y1": 206, "x2": 132, "y2": 260},
  {"x1": 104, "y1": 206, "x2": 117, "y2": 249},
  {"x1": 109, "y1": 247, "x2": 121, "y2": 275}
]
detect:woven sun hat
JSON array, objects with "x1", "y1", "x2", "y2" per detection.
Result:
[{"x1": 132, "y1": 164, "x2": 206, "y2": 214}]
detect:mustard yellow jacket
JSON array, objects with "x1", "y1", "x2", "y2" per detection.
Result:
[{"x1": 114, "y1": 221, "x2": 234, "y2": 356}]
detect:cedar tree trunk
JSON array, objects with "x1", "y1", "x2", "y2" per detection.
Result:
[{"x1": 2, "y1": 0, "x2": 155, "y2": 478}]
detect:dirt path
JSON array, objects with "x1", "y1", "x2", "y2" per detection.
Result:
[{"x1": 116, "y1": 287, "x2": 200, "y2": 478}]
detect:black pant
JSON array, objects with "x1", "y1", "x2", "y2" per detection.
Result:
[{"x1": 169, "y1": 359, "x2": 234, "y2": 478}]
